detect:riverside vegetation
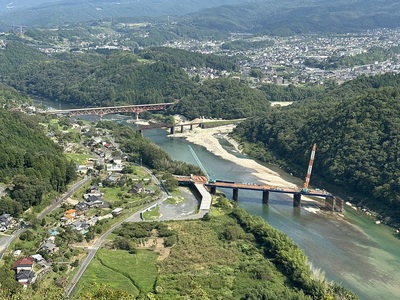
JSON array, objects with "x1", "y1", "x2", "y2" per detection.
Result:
[{"x1": 232, "y1": 73, "x2": 400, "y2": 227}]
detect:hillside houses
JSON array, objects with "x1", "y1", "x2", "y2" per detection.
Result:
[
  {"x1": 0, "y1": 213, "x2": 14, "y2": 232},
  {"x1": 11, "y1": 257, "x2": 36, "y2": 285}
]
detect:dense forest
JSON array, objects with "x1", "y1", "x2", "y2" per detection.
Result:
[
  {"x1": 169, "y1": 78, "x2": 270, "y2": 119},
  {"x1": 232, "y1": 73, "x2": 400, "y2": 225},
  {"x1": 0, "y1": 108, "x2": 76, "y2": 216},
  {"x1": 0, "y1": 42, "x2": 273, "y2": 119},
  {"x1": 0, "y1": 72, "x2": 76, "y2": 217},
  {"x1": 2, "y1": 49, "x2": 193, "y2": 106},
  {"x1": 138, "y1": 47, "x2": 239, "y2": 71}
]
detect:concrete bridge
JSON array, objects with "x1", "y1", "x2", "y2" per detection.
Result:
[
  {"x1": 139, "y1": 121, "x2": 204, "y2": 134},
  {"x1": 45, "y1": 102, "x2": 175, "y2": 117},
  {"x1": 176, "y1": 176, "x2": 344, "y2": 212}
]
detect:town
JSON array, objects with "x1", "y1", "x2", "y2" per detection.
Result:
[{"x1": 2, "y1": 25, "x2": 400, "y2": 86}]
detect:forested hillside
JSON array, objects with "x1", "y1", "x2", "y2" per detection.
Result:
[
  {"x1": 187, "y1": 0, "x2": 400, "y2": 35},
  {"x1": 0, "y1": 83, "x2": 31, "y2": 108},
  {"x1": 0, "y1": 43, "x2": 272, "y2": 119},
  {"x1": 170, "y1": 78, "x2": 270, "y2": 119},
  {"x1": 0, "y1": 42, "x2": 47, "y2": 79},
  {"x1": 0, "y1": 0, "x2": 249, "y2": 29},
  {"x1": 0, "y1": 72, "x2": 76, "y2": 216},
  {"x1": 1, "y1": 49, "x2": 194, "y2": 106},
  {"x1": 138, "y1": 47, "x2": 239, "y2": 71},
  {"x1": 1, "y1": 0, "x2": 400, "y2": 35},
  {"x1": 0, "y1": 108, "x2": 76, "y2": 216},
  {"x1": 232, "y1": 73, "x2": 400, "y2": 225}
]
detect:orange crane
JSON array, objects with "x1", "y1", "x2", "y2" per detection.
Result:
[{"x1": 302, "y1": 143, "x2": 317, "y2": 192}]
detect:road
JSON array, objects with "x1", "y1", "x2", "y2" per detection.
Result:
[
  {"x1": 37, "y1": 176, "x2": 92, "y2": 220},
  {"x1": 64, "y1": 191, "x2": 169, "y2": 298}
]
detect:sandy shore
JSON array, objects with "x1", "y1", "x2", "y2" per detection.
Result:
[
  {"x1": 170, "y1": 124, "x2": 299, "y2": 189},
  {"x1": 170, "y1": 124, "x2": 325, "y2": 207}
]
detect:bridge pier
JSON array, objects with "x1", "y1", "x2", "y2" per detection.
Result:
[
  {"x1": 233, "y1": 188, "x2": 239, "y2": 201},
  {"x1": 293, "y1": 193, "x2": 301, "y2": 207},
  {"x1": 190, "y1": 124, "x2": 193, "y2": 130},
  {"x1": 170, "y1": 127, "x2": 175, "y2": 134},
  {"x1": 210, "y1": 185, "x2": 216, "y2": 195},
  {"x1": 262, "y1": 190, "x2": 269, "y2": 204},
  {"x1": 136, "y1": 113, "x2": 139, "y2": 121},
  {"x1": 333, "y1": 196, "x2": 344, "y2": 212},
  {"x1": 324, "y1": 196, "x2": 344, "y2": 212},
  {"x1": 180, "y1": 125, "x2": 184, "y2": 132},
  {"x1": 325, "y1": 196, "x2": 335, "y2": 211}
]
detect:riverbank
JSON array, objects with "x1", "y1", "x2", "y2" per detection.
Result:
[
  {"x1": 170, "y1": 124, "x2": 325, "y2": 206},
  {"x1": 171, "y1": 125, "x2": 292, "y2": 187}
]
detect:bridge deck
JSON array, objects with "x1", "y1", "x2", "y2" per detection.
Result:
[
  {"x1": 45, "y1": 102, "x2": 175, "y2": 115},
  {"x1": 176, "y1": 176, "x2": 332, "y2": 197},
  {"x1": 139, "y1": 122, "x2": 203, "y2": 130}
]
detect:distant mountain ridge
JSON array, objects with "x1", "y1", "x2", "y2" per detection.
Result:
[
  {"x1": 1, "y1": 0, "x2": 399, "y2": 34},
  {"x1": 0, "y1": 0, "x2": 250, "y2": 29},
  {"x1": 185, "y1": 0, "x2": 400, "y2": 34}
]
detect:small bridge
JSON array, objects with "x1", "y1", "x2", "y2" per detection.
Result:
[
  {"x1": 139, "y1": 122, "x2": 204, "y2": 134},
  {"x1": 175, "y1": 176, "x2": 344, "y2": 212},
  {"x1": 45, "y1": 102, "x2": 175, "y2": 117}
]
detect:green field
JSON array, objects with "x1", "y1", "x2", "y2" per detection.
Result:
[
  {"x1": 65, "y1": 153, "x2": 93, "y2": 165},
  {"x1": 142, "y1": 205, "x2": 160, "y2": 220},
  {"x1": 74, "y1": 249, "x2": 158, "y2": 298},
  {"x1": 73, "y1": 204, "x2": 357, "y2": 300},
  {"x1": 164, "y1": 196, "x2": 185, "y2": 205}
]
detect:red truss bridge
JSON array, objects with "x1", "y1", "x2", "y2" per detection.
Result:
[{"x1": 45, "y1": 102, "x2": 175, "y2": 117}]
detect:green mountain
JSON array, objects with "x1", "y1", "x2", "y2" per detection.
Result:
[
  {"x1": 2, "y1": 0, "x2": 400, "y2": 34},
  {"x1": 183, "y1": 0, "x2": 400, "y2": 34},
  {"x1": 0, "y1": 0, "x2": 249, "y2": 29},
  {"x1": 0, "y1": 43, "x2": 266, "y2": 120},
  {"x1": 0, "y1": 107, "x2": 76, "y2": 216},
  {"x1": 232, "y1": 73, "x2": 400, "y2": 225}
]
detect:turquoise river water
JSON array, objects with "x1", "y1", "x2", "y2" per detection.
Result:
[{"x1": 143, "y1": 128, "x2": 400, "y2": 300}]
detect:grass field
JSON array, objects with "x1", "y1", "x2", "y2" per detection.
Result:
[
  {"x1": 74, "y1": 249, "x2": 158, "y2": 298},
  {"x1": 142, "y1": 205, "x2": 160, "y2": 220},
  {"x1": 164, "y1": 196, "x2": 185, "y2": 205},
  {"x1": 65, "y1": 153, "x2": 93, "y2": 165},
  {"x1": 73, "y1": 199, "x2": 335, "y2": 299}
]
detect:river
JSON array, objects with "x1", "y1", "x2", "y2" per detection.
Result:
[
  {"x1": 143, "y1": 128, "x2": 400, "y2": 300},
  {"x1": 33, "y1": 99, "x2": 400, "y2": 299}
]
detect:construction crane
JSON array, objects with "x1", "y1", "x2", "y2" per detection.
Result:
[
  {"x1": 188, "y1": 145, "x2": 214, "y2": 182},
  {"x1": 302, "y1": 143, "x2": 317, "y2": 192}
]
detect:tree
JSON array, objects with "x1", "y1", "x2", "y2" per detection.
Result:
[{"x1": 202, "y1": 213, "x2": 211, "y2": 221}]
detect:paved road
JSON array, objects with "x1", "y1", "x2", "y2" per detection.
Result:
[
  {"x1": 37, "y1": 176, "x2": 92, "y2": 220},
  {"x1": 64, "y1": 191, "x2": 169, "y2": 298},
  {"x1": 0, "y1": 228, "x2": 24, "y2": 259}
]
